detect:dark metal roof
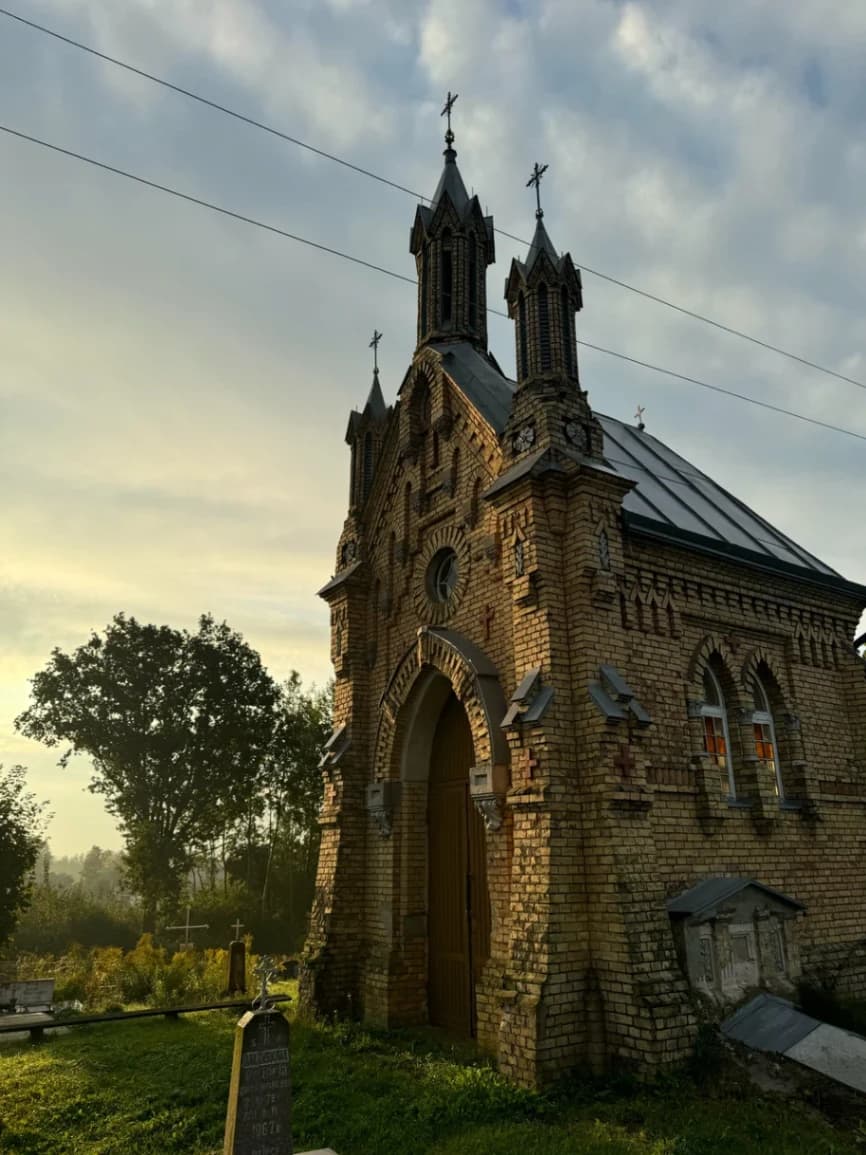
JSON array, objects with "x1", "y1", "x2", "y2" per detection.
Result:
[
  {"x1": 667, "y1": 877, "x2": 805, "y2": 920},
  {"x1": 432, "y1": 342, "x2": 863, "y2": 598},
  {"x1": 430, "y1": 148, "x2": 470, "y2": 214},
  {"x1": 722, "y1": 994, "x2": 820, "y2": 1054},
  {"x1": 432, "y1": 341, "x2": 515, "y2": 432},
  {"x1": 597, "y1": 416, "x2": 841, "y2": 581}
]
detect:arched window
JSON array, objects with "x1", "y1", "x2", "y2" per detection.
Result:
[
  {"x1": 349, "y1": 441, "x2": 357, "y2": 506},
  {"x1": 414, "y1": 381, "x2": 431, "y2": 434},
  {"x1": 468, "y1": 238, "x2": 478, "y2": 328},
  {"x1": 538, "y1": 284, "x2": 551, "y2": 372},
  {"x1": 701, "y1": 663, "x2": 735, "y2": 798},
  {"x1": 441, "y1": 230, "x2": 453, "y2": 324},
  {"x1": 752, "y1": 674, "x2": 783, "y2": 798},
  {"x1": 420, "y1": 247, "x2": 429, "y2": 336},
  {"x1": 561, "y1": 286, "x2": 575, "y2": 377},
  {"x1": 518, "y1": 292, "x2": 528, "y2": 380},
  {"x1": 362, "y1": 431, "x2": 373, "y2": 499}
]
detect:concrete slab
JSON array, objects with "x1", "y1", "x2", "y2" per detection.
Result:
[
  {"x1": 722, "y1": 994, "x2": 820, "y2": 1054},
  {"x1": 787, "y1": 1023, "x2": 866, "y2": 1094}
]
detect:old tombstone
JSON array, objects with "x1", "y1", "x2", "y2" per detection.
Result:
[
  {"x1": 224, "y1": 1005, "x2": 292, "y2": 1154},
  {"x1": 227, "y1": 919, "x2": 247, "y2": 996},
  {"x1": 224, "y1": 957, "x2": 291, "y2": 1155}
]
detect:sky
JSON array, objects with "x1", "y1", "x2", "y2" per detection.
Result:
[{"x1": 1, "y1": 0, "x2": 865, "y2": 856}]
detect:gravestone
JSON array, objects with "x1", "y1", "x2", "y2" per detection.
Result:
[
  {"x1": 227, "y1": 941, "x2": 247, "y2": 996},
  {"x1": 224, "y1": 1006, "x2": 292, "y2": 1154}
]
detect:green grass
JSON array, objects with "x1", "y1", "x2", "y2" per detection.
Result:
[{"x1": 0, "y1": 998, "x2": 862, "y2": 1154}]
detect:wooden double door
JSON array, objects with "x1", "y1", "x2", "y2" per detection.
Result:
[{"x1": 427, "y1": 692, "x2": 491, "y2": 1037}]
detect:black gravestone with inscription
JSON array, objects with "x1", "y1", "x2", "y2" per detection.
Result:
[{"x1": 224, "y1": 1007, "x2": 292, "y2": 1155}]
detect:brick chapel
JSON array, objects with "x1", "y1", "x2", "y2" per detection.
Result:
[{"x1": 300, "y1": 107, "x2": 866, "y2": 1086}]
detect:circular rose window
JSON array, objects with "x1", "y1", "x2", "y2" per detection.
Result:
[{"x1": 427, "y1": 548, "x2": 458, "y2": 603}]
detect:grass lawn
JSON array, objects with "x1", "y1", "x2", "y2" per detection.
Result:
[{"x1": 0, "y1": 993, "x2": 862, "y2": 1154}]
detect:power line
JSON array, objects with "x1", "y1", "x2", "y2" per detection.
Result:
[
  {"x1": 0, "y1": 125, "x2": 416, "y2": 288},
  {"x1": 3, "y1": 4, "x2": 865, "y2": 396},
  {"x1": 2, "y1": 119, "x2": 866, "y2": 448}
]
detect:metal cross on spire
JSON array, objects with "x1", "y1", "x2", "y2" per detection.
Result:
[
  {"x1": 441, "y1": 90, "x2": 458, "y2": 148},
  {"x1": 369, "y1": 329, "x2": 382, "y2": 373},
  {"x1": 526, "y1": 161, "x2": 549, "y2": 219},
  {"x1": 635, "y1": 405, "x2": 646, "y2": 431}
]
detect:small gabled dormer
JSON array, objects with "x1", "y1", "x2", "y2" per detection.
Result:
[{"x1": 410, "y1": 96, "x2": 495, "y2": 353}]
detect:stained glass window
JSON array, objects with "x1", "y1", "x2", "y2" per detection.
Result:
[{"x1": 701, "y1": 664, "x2": 735, "y2": 798}]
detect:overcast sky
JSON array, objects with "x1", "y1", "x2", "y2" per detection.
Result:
[{"x1": 2, "y1": 0, "x2": 865, "y2": 857}]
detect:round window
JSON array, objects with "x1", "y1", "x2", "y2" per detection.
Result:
[{"x1": 427, "y1": 548, "x2": 458, "y2": 603}]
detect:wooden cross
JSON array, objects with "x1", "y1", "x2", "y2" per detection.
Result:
[
  {"x1": 231, "y1": 918, "x2": 244, "y2": 940},
  {"x1": 164, "y1": 906, "x2": 209, "y2": 950},
  {"x1": 369, "y1": 329, "x2": 382, "y2": 373},
  {"x1": 635, "y1": 405, "x2": 646, "y2": 431},
  {"x1": 441, "y1": 90, "x2": 458, "y2": 146},
  {"x1": 614, "y1": 744, "x2": 637, "y2": 779},
  {"x1": 526, "y1": 161, "x2": 549, "y2": 218},
  {"x1": 481, "y1": 604, "x2": 495, "y2": 641}
]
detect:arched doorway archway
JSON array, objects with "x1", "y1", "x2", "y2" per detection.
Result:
[{"x1": 428, "y1": 691, "x2": 491, "y2": 1036}]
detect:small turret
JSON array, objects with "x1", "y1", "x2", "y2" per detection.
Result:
[
  {"x1": 410, "y1": 93, "x2": 495, "y2": 352},
  {"x1": 346, "y1": 331, "x2": 390, "y2": 510},
  {"x1": 505, "y1": 162, "x2": 583, "y2": 389}
]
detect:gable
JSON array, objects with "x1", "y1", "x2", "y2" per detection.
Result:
[{"x1": 667, "y1": 877, "x2": 805, "y2": 925}]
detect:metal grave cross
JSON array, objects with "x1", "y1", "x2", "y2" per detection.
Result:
[
  {"x1": 441, "y1": 90, "x2": 458, "y2": 146},
  {"x1": 253, "y1": 954, "x2": 278, "y2": 1010},
  {"x1": 369, "y1": 329, "x2": 382, "y2": 373},
  {"x1": 164, "y1": 906, "x2": 209, "y2": 950},
  {"x1": 231, "y1": 918, "x2": 244, "y2": 940},
  {"x1": 526, "y1": 161, "x2": 549, "y2": 218}
]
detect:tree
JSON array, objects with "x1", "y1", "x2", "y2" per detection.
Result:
[
  {"x1": 16, "y1": 613, "x2": 280, "y2": 928},
  {"x1": 0, "y1": 764, "x2": 47, "y2": 947}
]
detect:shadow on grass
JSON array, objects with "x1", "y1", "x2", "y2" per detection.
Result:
[{"x1": 0, "y1": 1010, "x2": 862, "y2": 1155}]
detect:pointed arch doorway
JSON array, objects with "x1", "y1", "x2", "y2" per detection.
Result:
[{"x1": 427, "y1": 691, "x2": 491, "y2": 1037}]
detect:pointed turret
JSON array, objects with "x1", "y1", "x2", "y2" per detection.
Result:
[
  {"x1": 505, "y1": 163, "x2": 583, "y2": 388},
  {"x1": 346, "y1": 332, "x2": 390, "y2": 510},
  {"x1": 502, "y1": 164, "x2": 601, "y2": 464},
  {"x1": 410, "y1": 93, "x2": 495, "y2": 352}
]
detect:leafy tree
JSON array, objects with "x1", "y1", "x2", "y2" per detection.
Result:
[
  {"x1": 16, "y1": 613, "x2": 280, "y2": 928},
  {"x1": 0, "y1": 764, "x2": 47, "y2": 947}
]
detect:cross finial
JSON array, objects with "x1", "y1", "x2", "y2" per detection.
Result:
[
  {"x1": 635, "y1": 405, "x2": 646, "y2": 431},
  {"x1": 441, "y1": 90, "x2": 458, "y2": 148},
  {"x1": 231, "y1": 917, "x2": 244, "y2": 940},
  {"x1": 369, "y1": 329, "x2": 382, "y2": 373},
  {"x1": 526, "y1": 161, "x2": 549, "y2": 219}
]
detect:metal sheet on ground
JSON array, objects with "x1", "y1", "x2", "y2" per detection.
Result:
[{"x1": 786, "y1": 1023, "x2": 866, "y2": 1093}]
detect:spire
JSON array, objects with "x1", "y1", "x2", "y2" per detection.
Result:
[
  {"x1": 364, "y1": 329, "x2": 386, "y2": 419},
  {"x1": 410, "y1": 93, "x2": 495, "y2": 352},
  {"x1": 526, "y1": 216, "x2": 559, "y2": 270},
  {"x1": 364, "y1": 370, "x2": 386, "y2": 421},
  {"x1": 504, "y1": 162, "x2": 583, "y2": 388},
  {"x1": 430, "y1": 90, "x2": 469, "y2": 213},
  {"x1": 523, "y1": 162, "x2": 559, "y2": 271}
]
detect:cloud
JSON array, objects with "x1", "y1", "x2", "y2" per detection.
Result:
[{"x1": 2, "y1": 0, "x2": 865, "y2": 856}]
